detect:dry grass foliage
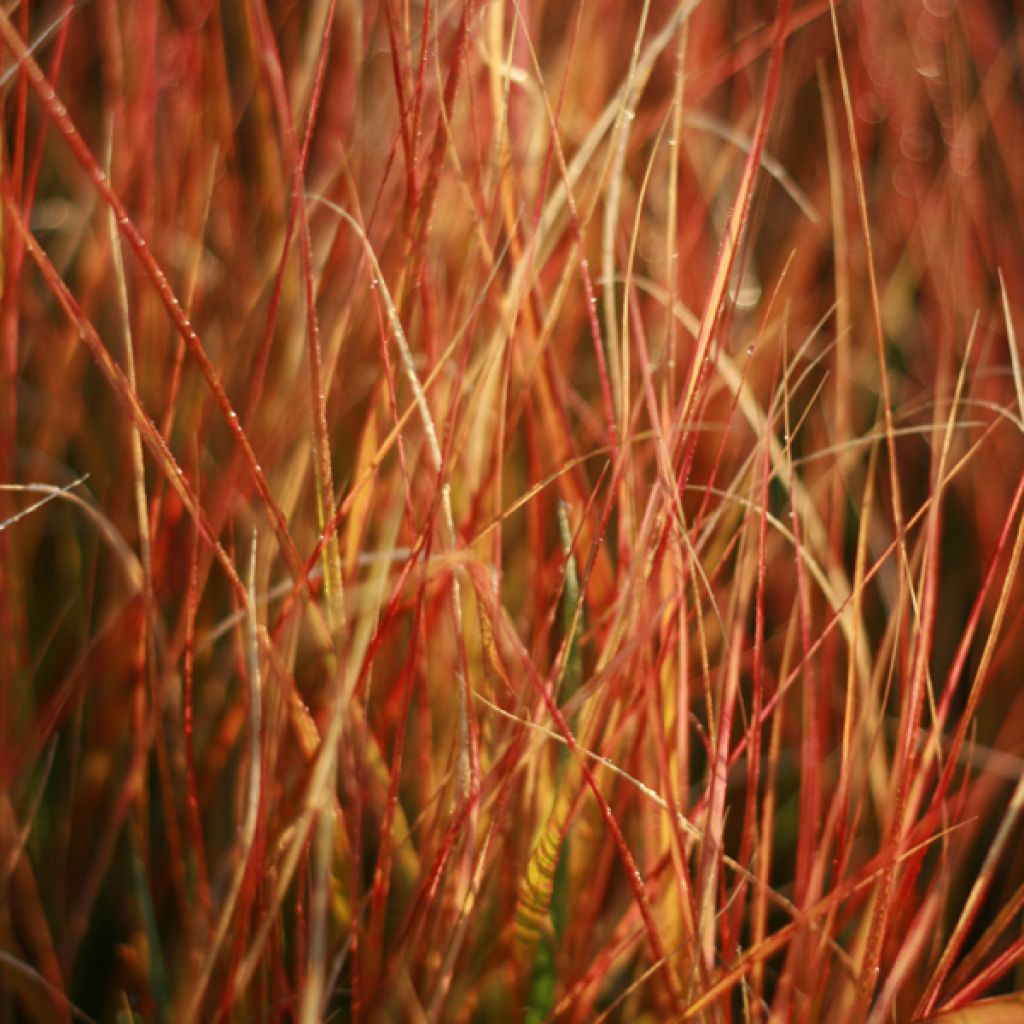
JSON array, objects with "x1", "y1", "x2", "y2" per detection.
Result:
[{"x1": 2, "y1": 0, "x2": 1024, "y2": 1021}]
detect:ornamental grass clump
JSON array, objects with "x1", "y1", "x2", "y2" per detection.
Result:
[{"x1": 2, "y1": 1, "x2": 1024, "y2": 1021}]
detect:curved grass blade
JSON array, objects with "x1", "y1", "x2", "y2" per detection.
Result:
[{"x1": 517, "y1": 502, "x2": 584, "y2": 1000}]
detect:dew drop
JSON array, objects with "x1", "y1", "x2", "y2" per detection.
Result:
[{"x1": 746, "y1": 344, "x2": 754, "y2": 355}]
